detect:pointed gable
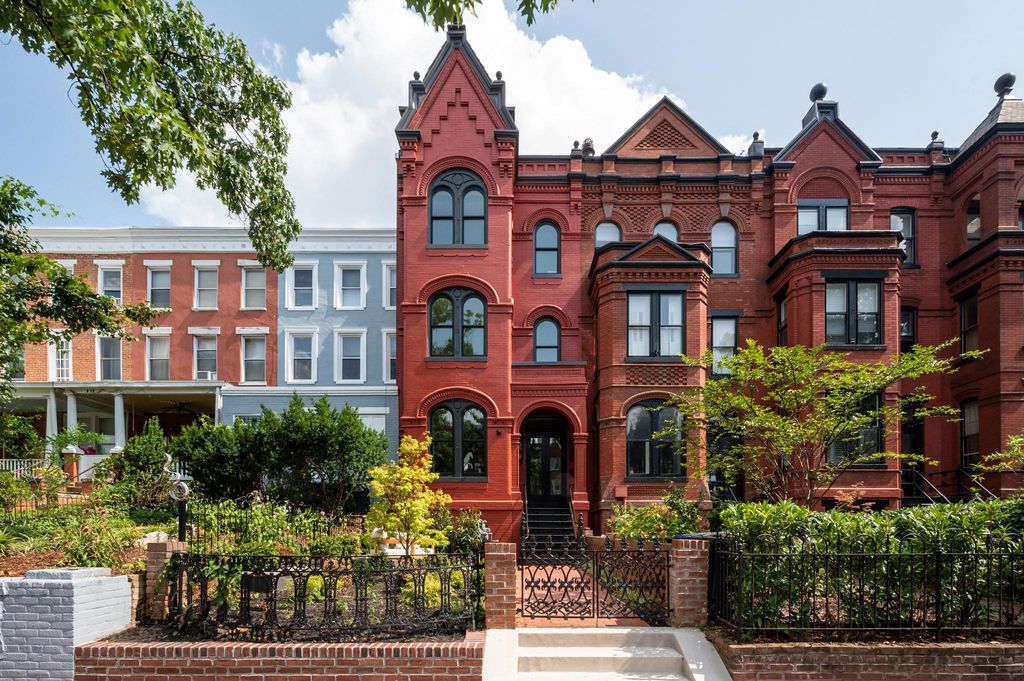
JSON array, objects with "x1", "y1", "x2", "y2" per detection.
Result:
[
  {"x1": 618, "y1": 235, "x2": 704, "y2": 264},
  {"x1": 605, "y1": 97, "x2": 730, "y2": 158},
  {"x1": 396, "y1": 24, "x2": 517, "y2": 138},
  {"x1": 773, "y1": 100, "x2": 881, "y2": 167}
]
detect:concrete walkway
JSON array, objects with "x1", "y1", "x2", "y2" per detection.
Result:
[{"x1": 483, "y1": 627, "x2": 733, "y2": 681}]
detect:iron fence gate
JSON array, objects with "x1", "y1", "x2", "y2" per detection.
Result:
[{"x1": 518, "y1": 534, "x2": 670, "y2": 625}]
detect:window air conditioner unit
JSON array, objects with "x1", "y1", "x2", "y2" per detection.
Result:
[{"x1": 196, "y1": 371, "x2": 217, "y2": 381}]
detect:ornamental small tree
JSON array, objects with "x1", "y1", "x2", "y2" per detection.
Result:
[
  {"x1": 668, "y1": 339, "x2": 976, "y2": 505},
  {"x1": 366, "y1": 435, "x2": 452, "y2": 556}
]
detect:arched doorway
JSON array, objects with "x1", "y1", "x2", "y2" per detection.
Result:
[{"x1": 521, "y1": 411, "x2": 569, "y2": 509}]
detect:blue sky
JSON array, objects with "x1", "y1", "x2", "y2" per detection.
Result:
[{"x1": 2, "y1": 0, "x2": 1023, "y2": 228}]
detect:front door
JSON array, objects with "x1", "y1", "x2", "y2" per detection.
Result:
[{"x1": 523, "y1": 417, "x2": 567, "y2": 506}]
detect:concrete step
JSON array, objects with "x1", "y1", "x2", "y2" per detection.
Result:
[
  {"x1": 518, "y1": 629, "x2": 679, "y2": 649},
  {"x1": 518, "y1": 673, "x2": 687, "y2": 681},
  {"x1": 517, "y1": 646, "x2": 682, "y2": 674}
]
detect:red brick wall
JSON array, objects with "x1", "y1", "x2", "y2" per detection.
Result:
[
  {"x1": 483, "y1": 541, "x2": 516, "y2": 629},
  {"x1": 708, "y1": 633, "x2": 1024, "y2": 681},
  {"x1": 668, "y1": 538, "x2": 709, "y2": 628},
  {"x1": 75, "y1": 635, "x2": 485, "y2": 681}
]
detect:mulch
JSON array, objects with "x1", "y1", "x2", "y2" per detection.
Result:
[
  {"x1": 104, "y1": 625, "x2": 465, "y2": 644},
  {"x1": 0, "y1": 547, "x2": 145, "y2": 577}
]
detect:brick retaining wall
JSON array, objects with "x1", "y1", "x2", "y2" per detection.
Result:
[
  {"x1": 708, "y1": 631, "x2": 1024, "y2": 681},
  {"x1": 75, "y1": 634, "x2": 485, "y2": 681}
]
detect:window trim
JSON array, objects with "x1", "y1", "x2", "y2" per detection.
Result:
[
  {"x1": 960, "y1": 293, "x2": 979, "y2": 354},
  {"x1": 533, "y1": 317, "x2": 561, "y2": 363},
  {"x1": 95, "y1": 335, "x2": 122, "y2": 381},
  {"x1": 382, "y1": 262, "x2": 397, "y2": 310},
  {"x1": 240, "y1": 335, "x2": 267, "y2": 385},
  {"x1": 824, "y1": 278, "x2": 883, "y2": 347},
  {"x1": 333, "y1": 327, "x2": 367, "y2": 385},
  {"x1": 625, "y1": 399, "x2": 685, "y2": 479},
  {"x1": 382, "y1": 328, "x2": 397, "y2": 385},
  {"x1": 428, "y1": 288, "x2": 487, "y2": 359},
  {"x1": 240, "y1": 266, "x2": 267, "y2": 311},
  {"x1": 333, "y1": 260, "x2": 367, "y2": 310},
  {"x1": 710, "y1": 220, "x2": 738, "y2": 276},
  {"x1": 625, "y1": 288, "x2": 687, "y2": 359},
  {"x1": 286, "y1": 262, "x2": 319, "y2": 311},
  {"x1": 428, "y1": 170, "x2": 488, "y2": 246},
  {"x1": 900, "y1": 306, "x2": 917, "y2": 354},
  {"x1": 98, "y1": 266, "x2": 123, "y2": 305},
  {"x1": 710, "y1": 316, "x2": 739, "y2": 377},
  {"x1": 285, "y1": 328, "x2": 318, "y2": 384},
  {"x1": 428, "y1": 399, "x2": 488, "y2": 480},
  {"x1": 146, "y1": 334, "x2": 171, "y2": 381},
  {"x1": 49, "y1": 336, "x2": 73, "y2": 382},
  {"x1": 533, "y1": 221, "x2": 561, "y2": 276},
  {"x1": 797, "y1": 199, "x2": 850, "y2": 235},
  {"x1": 193, "y1": 335, "x2": 218, "y2": 381},
  {"x1": 960, "y1": 399, "x2": 980, "y2": 469},
  {"x1": 192, "y1": 265, "x2": 219, "y2": 311},
  {"x1": 146, "y1": 266, "x2": 171, "y2": 309},
  {"x1": 890, "y1": 208, "x2": 917, "y2": 266}
]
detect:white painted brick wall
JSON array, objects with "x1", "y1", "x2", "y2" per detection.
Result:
[{"x1": 0, "y1": 568, "x2": 131, "y2": 681}]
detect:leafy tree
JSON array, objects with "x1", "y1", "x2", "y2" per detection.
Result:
[
  {"x1": 0, "y1": 410, "x2": 44, "y2": 458},
  {"x1": 406, "y1": 0, "x2": 562, "y2": 27},
  {"x1": 0, "y1": 1, "x2": 298, "y2": 269},
  {"x1": 669, "y1": 340, "x2": 975, "y2": 505},
  {"x1": 367, "y1": 435, "x2": 452, "y2": 556},
  {"x1": 267, "y1": 396, "x2": 388, "y2": 513},
  {"x1": 975, "y1": 434, "x2": 1024, "y2": 496},
  {"x1": 169, "y1": 416, "x2": 270, "y2": 501}
]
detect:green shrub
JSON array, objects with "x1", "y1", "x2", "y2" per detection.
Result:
[
  {"x1": 93, "y1": 418, "x2": 170, "y2": 510},
  {"x1": 0, "y1": 471, "x2": 33, "y2": 509},
  {"x1": 400, "y1": 569, "x2": 466, "y2": 610},
  {"x1": 608, "y1": 485, "x2": 701, "y2": 540},
  {"x1": 306, "y1": 532, "x2": 361, "y2": 557},
  {"x1": 440, "y1": 508, "x2": 484, "y2": 555}
]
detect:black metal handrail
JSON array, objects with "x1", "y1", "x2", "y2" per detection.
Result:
[
  {"x1": 957, "y1": 467, "x2": 998, "y2": 500},
  {"x1": 167, "y1": 551, "x2": 483, "y2": 641},
  {"x1": 708, "y1": 535, "x2": 1024, "y2": 640},
  {"x1": 903, "y1": 468, "x2": 950, "y2": 504}
]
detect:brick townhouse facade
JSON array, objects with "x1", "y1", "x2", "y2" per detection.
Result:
[{"x1": 396, "y1": 25, "x2": 1024, "y2": 539}]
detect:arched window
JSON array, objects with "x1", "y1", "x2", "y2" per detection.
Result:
[
  {"x1": 429, "y1": 288, "x2": 486, "y2": 358},
  {"x1": 429, "y1": 170, "x2": 487, "y2": 245},
  {"x1": 595, "y1": 221, "x2": 621, "y2": 248},
  {"x1": 711, "y1": 221, "x2": 737, "y2": 275},
  {"x1": 626, "y1": 400, "x2": 684, "y2": 478},
  {"x1": 430, "y1": 400, "x2": 487, "y2": 478},
  {"x1": 534, "y1": 222, "x2": 560, "y2": 275},
  {"x1": 653, "y1": 221, "x2": 678, "y2": 241},
  {"x1": 534, "y1": 317, "x2": 560, "y2": 362},
  {"x1": 966, "y1": 194, "x2": 981, "y2": 247}
]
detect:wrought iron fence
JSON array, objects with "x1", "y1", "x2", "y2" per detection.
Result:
[
  {"x1": 166, "y1": 551, "x2": 483, "y2": 641},
  {"x1": 709, "y1": 535, "x2": 1024, "y2": 639},
  {"x1": 184, "y1": 500, "x2": 366, "y2": 554}
]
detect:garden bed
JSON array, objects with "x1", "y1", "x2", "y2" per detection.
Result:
[{"x1": 102, "y1": 623, "x2": 465, "y2": 644}]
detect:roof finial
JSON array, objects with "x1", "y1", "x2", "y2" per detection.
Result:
[
  {"x1": 809, "y1": 82, "x2": 828, "y2": 102},
  {"x1": 495, "y1": 71, "x2": 502, "y2": 81},
  {"x1": 752, "y1": 131, "x2": 760, "y2": 141},
  {"x1": 413, "y1": 71, "x2": 421, "y2": 81},
  {"x1": 931, "y1": 130, "x2": 939, "y2": 141},
  {"x1": 995, "y1": 72, "x2": 1016, "y2": 98},
  {"x1": 581, "y1": 138, "x2": 595, "y2": 158},
  {"x1": 573, "y1": 140, "x2": 580, "y2": 149}
]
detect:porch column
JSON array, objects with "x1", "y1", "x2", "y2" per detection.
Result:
[
  {"x1": 63, "y1": 392, "x2": 81, "y2": 480},
  {"x1": 112, "y1": 393, "x2": 126, "y2": 453},
  {"x1": 65, "y1": 392, "x2": 79, "y2": 439},
  {"x1": 44, "y1": 389, "x2": 58, "y2": 452}
]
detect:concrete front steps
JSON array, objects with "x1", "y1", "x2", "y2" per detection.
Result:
[{"x1": 484, "y1": 628, "x2": 732, "y2": 681}]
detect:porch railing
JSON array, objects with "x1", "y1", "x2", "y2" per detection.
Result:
[{"x1": 0, "y1": 458, "x2": 44, "y2": 479}]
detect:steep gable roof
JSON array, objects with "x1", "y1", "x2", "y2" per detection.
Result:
[
  {"x1": 773, "y1": 100, "x2": 882, "y2": 166},
  {"x1": 605, "y1": 97, "x2": 730, "y2": 157},
  {"x1": 396, "y1": 24, "x2": 516, "y2": 136},
  {"x1": 956, "y1": 95, "x2": 1024, "y2": 162}
]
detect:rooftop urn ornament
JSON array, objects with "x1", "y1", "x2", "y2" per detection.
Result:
[
  {"x1": 581, "y1": 137, "x2": 595, "y2": 158},
  {"x1": 495, "y1": 70, "x2": 502, "y2": 81},
  {"x1": 752, "y1": 131, "x2": 760, "y2": 141},
  {"x1": 413, "y1": 71, "x2": 421, "y2": 81},
  {"x1": 809, "y1": 82, "x2": 828, "y2": 102},
  {"x1": 995, "y1": 72, "x2": 1016, "y2": 97},
  {"x1": 931, "y1": 130, "x2": 940, "y2": 141}
]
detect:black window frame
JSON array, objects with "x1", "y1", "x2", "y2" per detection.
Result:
[
  {"x1": 824, "y1": 278, "x2": 883, "y2": 347},
  {"x1": 960, "y1": 399, "x2": 980, "y2": 469},
  {"x1": 797, "y1": 199, "x2": 850, "y2": 235},
  {"x1": 428, "y1": 288, "x2": 487, "y2": 359},
  {"x1": 533, "y1": 317, "x2": 560, "y2": 363},
  {"x1": 960, "y1": 293, "x2": 979, "y2": 353},
  {"x1": 900, "y1": 306, "x2": 917, "y2": 354},
  {"x1": 710, "y1": 220, "x2": 738, "y2": 276},
  {"x1": 710, "y1": 315, "x2": 739, "y2": 377},
  {"x1": 533, "y1": 221, "x2": 561, "y2": 276},
  {"x1": 965, "y1": 195, "x2": 981, "y2": 247},
  {"x1": 428, "y1": 170, "x2": 487, "y2": 246},
  {"x1": 626, "y1": 288, "x2": 686, "y2": 359},
  {"x1": 890, "y1": 208, "x2": 917, "y2": 266},
  {"x1": 429, "y1": 399, "x2": 487, "y2": 479},
  {"x1": 827, "y1": 393, "x2": 884, "y2": 466},
  {"x1": 626, "y1": 399, "x2": 685, "y2": 479}
]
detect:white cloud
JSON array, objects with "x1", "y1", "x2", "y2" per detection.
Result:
[
  {"x1": 141, "y1": 0, "x2": 678, "y2": 228},
  {"x1": 139, "y1": 171, "x2": 241, "y2": 227},
  {"x1": 717, "y1": 130, "x2": 766, "y2": 156}
]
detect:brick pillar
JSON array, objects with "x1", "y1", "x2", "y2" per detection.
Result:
[
  {"x1": 483, "y1": 541, "x2": 517, "y2": 629},
  {"x1": 146, "y1": 540, "x2": 186, "y2": 621},
  {"x1": 669, "y1": 537, "x2": 710, "y2": 628}
]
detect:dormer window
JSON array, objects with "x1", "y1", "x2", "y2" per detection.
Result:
[
  {"x1": 966, "y1": 194, "x2": 981, "y2": 247},
  {"x1": 429, "y1": 170, "x2": 486, "y2": 246},
  {"x1": 798, "y1": 199, "x2": 848, "y2": 235}
]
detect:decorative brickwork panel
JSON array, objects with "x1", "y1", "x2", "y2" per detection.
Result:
[
  {"x1": 626, "y1": 365, "x2": 689, "y2": 386},
  {"x1": 636, "y1": 120, "x2": 697, "y2": 150}
]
